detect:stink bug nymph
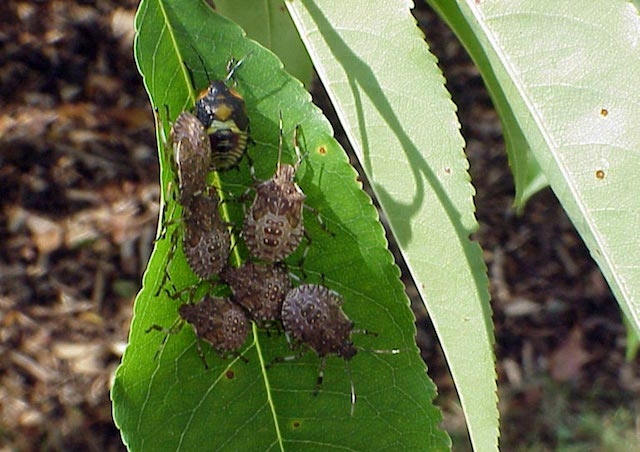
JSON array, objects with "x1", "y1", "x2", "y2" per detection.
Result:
[
  {"x1": 281, "y1": 284, "x2": 356, "y2": 360},
  {"x1": 168, "y1": 110, "x2": 211, "y2": 205},
  {"x1": 181, "y1": 189, "x2": 231, "y2": 279},
  {"x1": 154, "y1": 108, "x2": 211, "y2": 238},
  {"x1": 147, "y1": 295, "x2": 249, "y2": 368},
  {"x1": 242, "y1": 117, "x2": 307, "y2": 263},
  {"x1": 275, "y1": 284, "x2": 400, "y2": 416},
  {"x1": 221, "y1": 262, "x2": 292, "y2": 327},
  {"x1": 156, "y1": 187, "x2": 231, "y2": 297},
  {"x1": 193, "y1": 57, "x2": 251, "y2": 171}
]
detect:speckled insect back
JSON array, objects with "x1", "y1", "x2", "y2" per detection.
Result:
[
  {"x1": 155, "y1": 188, "x2": 230, "y2": 297},
  {"x1": 221, "y1": 262, "x2": 292, "y2": 326},
  {"x1": 278, "y1": 284, "x2": 400, "y2": 416},
  {"x1": 181, "y1": 189, "x2": 231, "y2": 279},
  {"x1": 194, "y1": 58, "x2": 250, "y2": 171},
  {"x1": 243, "y1": 119, "x2": 306, "y2": 262},
  {"x1": 154, "y1": 107, "x2": 211, "y2": 244},
  {"x1": 169, "y1": 111, "x2": 211, "y2": 205},
  {"x1": 178, "y1": 296, "x2": 249, "y2": 357},
  {"x1": 281, "y1": 284, "x2": 356, "y2": 360},
  {"x1": 146, "y1": 295, "x2": 249, "y2": 369}
]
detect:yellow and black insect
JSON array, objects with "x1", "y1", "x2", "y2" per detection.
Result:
[{"x1": 193, "y1": 57, "x2": 251, "y2": 171}]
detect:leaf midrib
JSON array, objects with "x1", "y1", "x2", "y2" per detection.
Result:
[
  {"x1": 157, "y1": 0, "x2": 196, "y2": 102},
  {"x1": 468, "y1": 2, "x2": 633, "y2": 321},
  {"x1": 154, "y1": 0, "x2": 281, "y2": 448},
  {"x1": 253, "y1": 323, "x2": 285, "y2": 451}
]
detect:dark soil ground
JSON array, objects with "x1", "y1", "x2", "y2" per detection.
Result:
[{"x1": 1, "y1": 1, "x2": 638, "y2": 451}]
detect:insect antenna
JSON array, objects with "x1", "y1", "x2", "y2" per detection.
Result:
[
  {"x1": 352, "y1": 327, "x2": 403, "y2": 354},
  {"x1": 277, "y1": 110, "x2": 284, "y2": 173},
  {"x1": 225, "y1": 50, "x2": 255, "y2": 83},
  {"x1": 355, "y1": 346, "x2": 402, "y2": 355},
  {"x1": 224, "y1": 56, "x2": 244, "y2": 83},
  {"x1": 190, "y1": 44, "x2": 212, "y2": 83},
  {"x1": 292, "y1": 124, "x2": 309, "y2": 172}
]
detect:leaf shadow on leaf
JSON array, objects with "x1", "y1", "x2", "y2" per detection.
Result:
[{"x1": 299, "y1": 1, "x2": 490, "y2": 319}]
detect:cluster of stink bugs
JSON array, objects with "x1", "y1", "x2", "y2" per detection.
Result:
[{"x1": 147, "y1": 53, "x2": 399, "y2": 415}]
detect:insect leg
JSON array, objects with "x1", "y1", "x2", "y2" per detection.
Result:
[
  {"x1": 155, "y1": 228, "x2": 180, "y2": 297},
  {"x1": 266, "y1": 349, "x2": 307, "y2": 369},
  {"x1": 145, "y1": 316, "x2": 185, "y2": 361},
  {"x1": 194, "y1": 337, "x2": 209, "y2": 370},
  {"x1": 312, "y1": 357, "x2": 327, "y2": 396}
]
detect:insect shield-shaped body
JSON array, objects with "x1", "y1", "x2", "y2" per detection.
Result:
[
  {"x1": 155, "y1": 187, "x2": 230, "y2": 298},
  {"x1": 169, "y1": 111, "x2": 211, "y2": 205},
  {"x1": 194, "y1": 59, "x2": 250, "y2": 171},
  {"x1": 278, "y1": 284, "x2": 399, "y2": 416},
  {"x1": 178, "y1": 296, "x2": 249, "y2": 362},
  {"x1": 281, "y1": 284, "x2": 356, "y2": 361},
  {"x1": 243, "y1": 123, "x2": 306, "y2": 262},
  {"x1": 147, "y1": 296, "x2": 249, "y2": 369},
  {"x1": 154, "y1": 112, "x2": 228, "y2": 296},
  {"x1": 221, "y1": 262, "x2": 292, "y2": 326},
  {"x1": 181, "y1": 189, "x2": 231, "y2": 280}
]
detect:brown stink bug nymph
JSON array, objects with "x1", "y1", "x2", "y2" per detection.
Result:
[
  {"x1": 147, "y1": 295, "x2": 249, "y2": 368},
  {"x1": 221, "y1": 262, "x2": 292, "y2": 326},
  {"x1": 181, "y1": 189, "x2": 231, "y2": 279},
  {"x1": 154, "y1": 108, "x2": 211, "y2": 247},
  {"x1": 169, "y1": 110, "x2": 211, "y2": 205},
  {"x1": 156, "y1": 187, "x2": 231, "y2": 297},
  {"x1": 242, "y1": 117, "x2": 307, "y2": 263},
  {"x1": 275, "y1": 284, "x2": 400, "y2": 416}
]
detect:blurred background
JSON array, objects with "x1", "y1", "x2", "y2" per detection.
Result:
[{"x1": 0, "y1": 1, "x2": 638, "y2": 450}]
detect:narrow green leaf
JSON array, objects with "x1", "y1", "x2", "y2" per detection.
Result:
[
  {"x1": 215, "y1": 0, "x2": 313, "y2": 86},
  {"x1": 286, "y1": 1, "x2": 497, "y2": 450},
  {"x1": 434, "y1": 0, "x2": 640, "y2": 334},
  {"x1": 111, "y1": 0, "x2": 449, "y2": 450},
  {"x1": 428, "y1": 0, "x2": 548, "y2": 210},
  {"x1": 624, "y1": 315, "x2": 640, "y2": 362}
]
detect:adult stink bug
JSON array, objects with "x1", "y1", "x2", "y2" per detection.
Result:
[
  {"x1": 193, "y1": 57, "x2": 251, "y2": 171},
  {"x1": 275, "y1": 284, "x2": 400, "y2": 416},
  {"x1": 221, "y1": 262, "x2": 292, "y2": 327},
  {"x1": 147, "y1": 295, "x2": 249, "y2": 368}
]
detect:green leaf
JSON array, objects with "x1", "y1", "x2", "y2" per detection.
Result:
[
  {"x1": 433, "y1": 0, "x2": 640, "y2": 335},
  {"x1": 624, "y1": 315, "x2": 640, "y2": 362},
  {"x1": 428, "y1": 0, "x2": 548, "y2": 210},
  {"x1": 215, "y1": 0, "x2": 313, "y2": 86},
  {"x1": 286, "y1": 1, "x2": 497, "y2": 451},
  {"x1": 111, "y1": 0, "x2": 449, "y2": 450}
]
